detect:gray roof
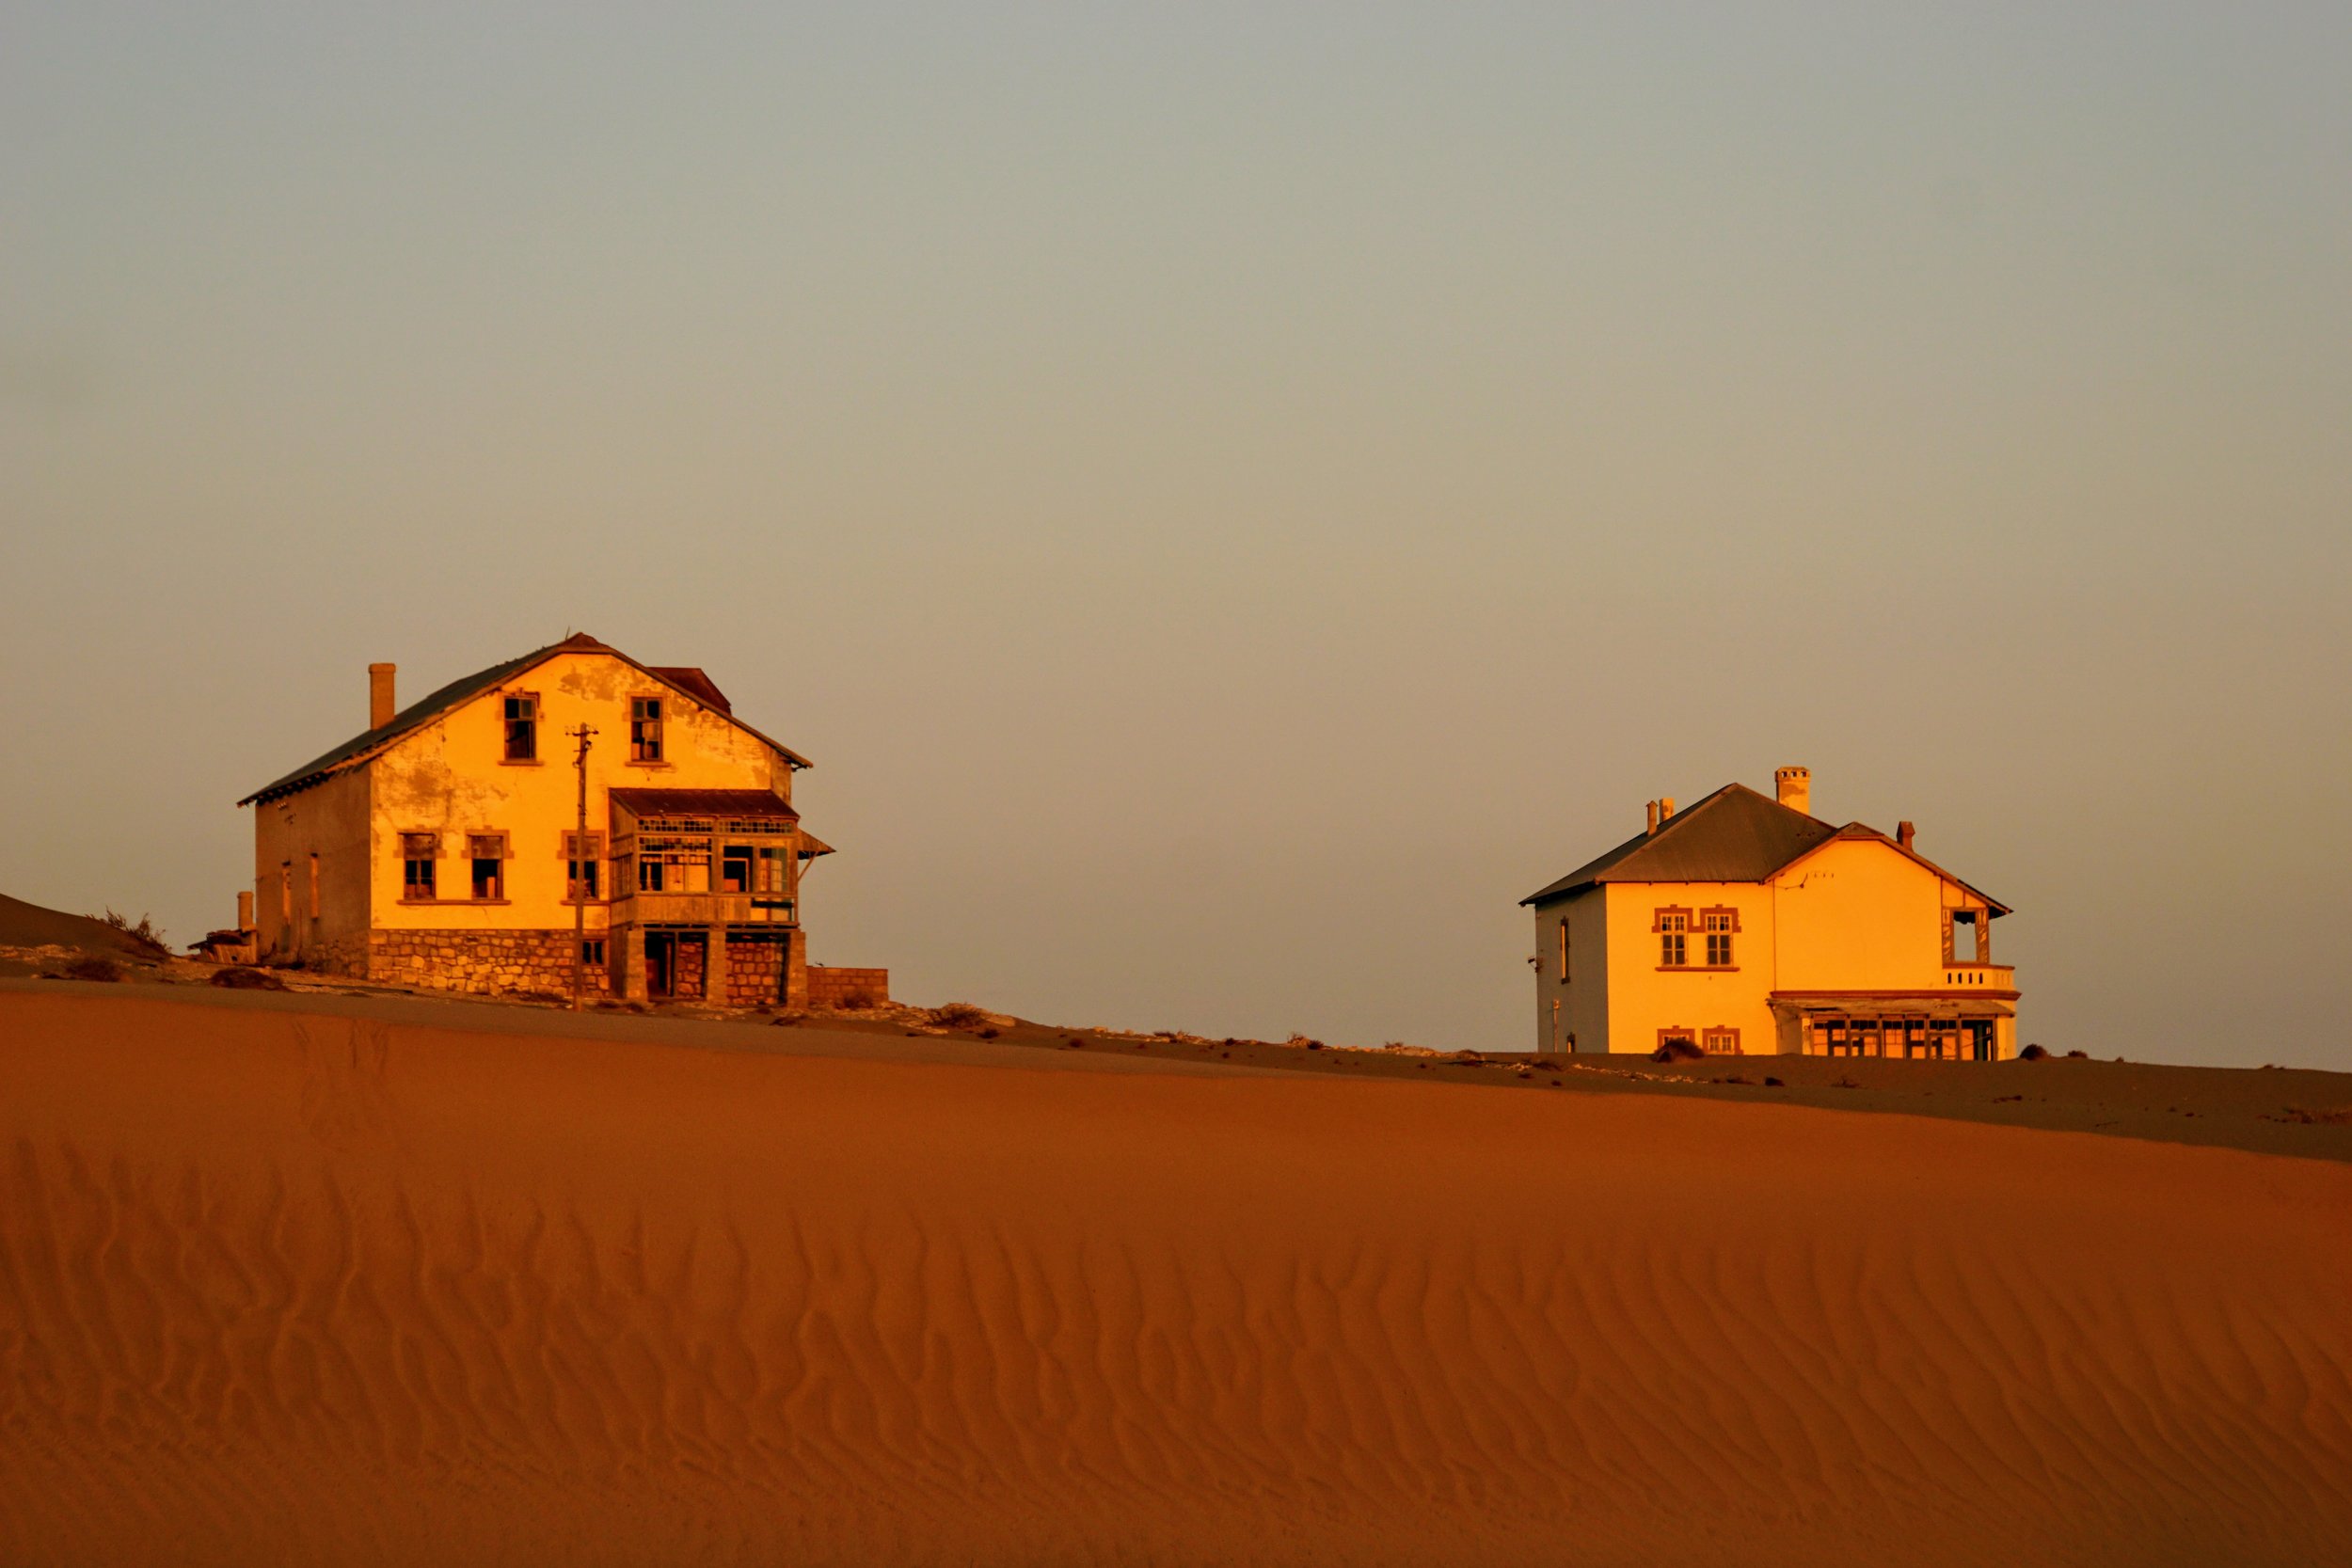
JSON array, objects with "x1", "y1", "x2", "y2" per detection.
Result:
[
  {"x1": 1521, "y1": 784, "x2": 1840, "y2": 905},
  {"x1": 238, "y1": 634, "x2": 811, "y2": 806},
  {"x1": 1521, "y1": 782, "x2": 2010, "y2": 913}
]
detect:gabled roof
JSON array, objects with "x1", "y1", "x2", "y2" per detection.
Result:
[
  {"x1": 1520, "y1": 781, "x2": 2010, "y2": 913},
  {"x1": 238, "y1": 634, "x2": 810, "y2": 806},
  {"x1": 1522, "y1": 784, "x2": 1836, "y2": 905}
]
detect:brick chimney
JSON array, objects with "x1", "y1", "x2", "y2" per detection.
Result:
[
  {"x1": 1645, "y1": 800, "x2": 1660, "y2": 835},
  {"x1": 369, "y1": 663, "x2": 397, "y2": 730},
  {"x1": 1897, "y1": 820, "x2": 1915, "y2": 850},
  {"x1": 1660, "y1": 797, "x2": 1676, "y2": 821},
  {"x1": 236, "y1": 891, "x2": 254, "y2": 933},
  {"x1": 1774, "y1": 765, "x2": 1811, "y2": 814}
]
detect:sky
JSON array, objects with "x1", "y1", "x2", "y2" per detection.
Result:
[{"x1": 4, "y1": 3, "x2": 2348, "y2": 1069}]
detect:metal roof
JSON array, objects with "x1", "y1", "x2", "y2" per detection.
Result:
[
  {"x1": 608, "y1": 788, "x2": 799, "y2": 820},
  {"x1": 1520, "y1": 782, "x2": 2010, "y2": 913}
]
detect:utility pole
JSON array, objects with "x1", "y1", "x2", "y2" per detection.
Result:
[{"x1": 569, "y1": 721, "x2": 597, "y2": 1010}]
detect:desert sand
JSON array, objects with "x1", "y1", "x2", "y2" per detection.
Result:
[{"x1": 4, "y1": 988, "x2": 2348, "y2": 1566}]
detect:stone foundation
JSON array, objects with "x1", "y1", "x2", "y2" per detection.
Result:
[
  {"x1": 366, "y1": 929, "x2": 612, "y2": 999},
  {"x1": 723, "y1": 935, "x2": 788, "y2": 1008},
  {"x1": 807, "y1": 966, "x2": 890, "y2": 1009}
]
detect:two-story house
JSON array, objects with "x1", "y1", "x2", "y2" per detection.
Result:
[
  {"x1": 236, "y1": 634, "x2": 832, "y2": 1006},
  {"x1": 1522, "y1": 766, "x2": 2019, "y2": 1058}
]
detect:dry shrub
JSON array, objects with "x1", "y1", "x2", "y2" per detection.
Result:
[
  {"x1": 931, "y1": 1002, "x2": 988, "y2": 1029},
  {"x1": 210, "y1": 966, "x2": 285, "y2": 990},
  {"x1": 978, "y1": 1027, "x2": 1000, "y2": 1040},
  {"x1": 1650, "y1": 1037, "x2": 1704, "y2": 1063},
  {"x1": 2279, "y1": 1106, "x2": 2352, "y2": 1126},
  {"x1": 97, "y1": 909, "x2": 169, "y2": 955},
  {"x1": 2065, "y1": 1050, "x2": 2089, "y2": 1059},
  {"x1": 1763, "y1": 1076, "x2": 1786, "y2": 1087},
  {"x1": 59, "y1": 956, "x2": 123, "y2": 983},
  {"x1": 1454, "y1": 1050, "x2": 1486, "y2": 1067},
  {"x1": 2019, "y1": 1043, "x2": 2049, "y2": 1061}
]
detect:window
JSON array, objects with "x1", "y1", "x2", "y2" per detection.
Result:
[
  {"x1": 755, "y1": 846, "x2": 791, "y2": 895},
  {"x1": 1703, "y1": 1028, "x2": 1740, "y2": 1055},
  {"x1": 720, "y1": 845, "x2": 755, "y2": 894},
  {"x1": 503, "y1": 694, "x2": 538, "y2": 761},
  {"x1": 564, "y1": 832, "x2": 603, "y2": 901},
  {"x1": 468, "y1": 833, "x2": 506, "y2": 900},
  {"x1": 1701, "y1": 910, "x2": 1737, "y2": 968},
  {"x1": 279, "y1": 862, "x2": 293, "y2": 922},
  {"x1": 1557, "y1": 918, "x2": 1571, "y2": 983},
  {"x1": 1655, "y1": 908, "x2": 1690, "y2": 968},
  {"x1": 308, "y1": 853, "x2": 320, "y2": 919},
  {"x1": 580, "y1": 939, "x2": 606, "y2": 967},
  {"x1": 636, "y1": 835, "x2": 708, "y2": 893},
  {"x1": 630, "y1": 697, "x2": 664, "y2": 762},
  {"x1": 402, "y1": 833, "x2": 437, "y2": 900}
]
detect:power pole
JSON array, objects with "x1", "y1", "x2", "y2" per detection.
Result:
[{"x1": 569, "y1": 721, "x2": 597, "y2": 1010}]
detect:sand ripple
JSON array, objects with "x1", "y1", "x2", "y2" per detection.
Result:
[{"x1": 2, "y1": 994, "x2": 2347, "y2": 1566}]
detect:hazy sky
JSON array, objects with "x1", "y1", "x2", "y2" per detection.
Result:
[{"x1": 6, "y1": 4, "x2": 2348, "y2": 1069}]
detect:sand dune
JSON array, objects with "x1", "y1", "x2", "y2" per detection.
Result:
[{"x1": 3, "y1": 991, "x2": 2347, "y2": 1566}]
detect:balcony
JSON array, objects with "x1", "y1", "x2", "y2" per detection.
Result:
[
  {"x1": 609, "y1": 892, "x2": 797, "y2": 928},
  {"x1": 1943, "y1": 964, "x2": 2015, "y2": 993}
]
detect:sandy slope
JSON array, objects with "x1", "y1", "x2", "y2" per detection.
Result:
[{"x1": 2, "y1": 992, "x2": 2347, "y2": 1566}]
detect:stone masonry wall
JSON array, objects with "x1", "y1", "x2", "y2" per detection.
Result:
[
  {"x1": 367, "y1": 929, "x2": 612, "y2": 999},
  {"x1": 807, "y1": 966, "x2": 890, "y2": 1009},
  {"x1": 723, "y1": 936, "x2": 787, "y2": 1008}
]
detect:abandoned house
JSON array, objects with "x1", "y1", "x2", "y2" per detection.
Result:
[
  {"x1": 235, "y1": 634, "x2": 862, "y2": 1006},
  {"x1": 1521, "y1": 767, "x2": 2019, "y2": 1059}
]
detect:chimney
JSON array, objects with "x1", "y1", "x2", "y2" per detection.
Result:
[
  {"x1": 1897, "y1": 820, "x2": 1915, "y2": 850},
  {"x1": 1660, "y1": 797, "x2": 1675, "y2": 821},
  {"x1": 1645, "y1": 800, "x2": 1660, "y2": 835},
  {"x1": 1774, "y1": 765, "x2": 1811, "y2": 815},
  {"x1": 236, "y1": 891, "x2": 254, "y2": 933},
  {"x1": 369, "y1": 663, "x2": 397, "y2": 730}
]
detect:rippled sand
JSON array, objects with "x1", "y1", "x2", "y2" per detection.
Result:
[{"x1": 3, "y1": 991, "x2": 2346, "y2": 1566}]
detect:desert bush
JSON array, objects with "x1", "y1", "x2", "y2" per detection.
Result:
[
  {"x1": 210, "y1": 966, "x2": 286, "y2": 990},
  {"x1": 2065, "y1": 1050, "x2": 2089, "y2": 1059},
  {"x1": 931, "y1": 1001, "x2": 989, "y2": 1029},
  {"x1": 1763, "y1": 1076, "x2": 1786, "y2": 1087},
  {"x1": 2019, "y1": 1043, "x2": 2048, "y2": 1061},
  {"x1": 59, "y1": 956, "x2": 123, "y2": 982},
  {"x1": 97, "y1": 909, "x2": 169, "y2": 955},
  {"x1": 1651, "y1": 1037, "x2": 1704, "y2": 1063},
  {"x1": 1454, "y1": 1049, "x2": 1486, "y2": 1067}
]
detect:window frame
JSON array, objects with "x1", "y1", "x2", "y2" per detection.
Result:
[
  {"x1": 1654, "y1": 906, "x2": 1692, "y2": 969},
  {"x1": 629, "y1": 695, "x2": 666, "y2": 764},
  {"x1": 467, "y1": 832, "x2": 509, "y2": 902},
  {"x1": 502, "y1": 692, "x2": 541, "y2": 763},
  {"x1": 400, "y1": 832, "x2": 439, "y2": 902},
  {"x1": 1556, "y1": 916, "x2": 1571, "y2": 984},
  {"x1": 1702, "y1": 1027, "x2": 1740, "y2": 1055},
  {"x1": 564, "y1": 831, "x2": 604, "y2": 903}
]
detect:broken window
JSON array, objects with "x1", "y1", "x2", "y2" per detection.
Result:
[
  {"x1": 279, "y1": 862, "x2": 293, "y2": 922},
  {"x1": 564, "y1": 832, "x2": 603, "y2": 901},
  {"x1": 503, "y1": 694, "x2": 538, "y2": 761},
  {"x1": 402, "y1": 833, "x2": 437, "y2": 900},
  {"x1": 630, "y1": 697, "x2": 663, "y2": 762},
  {"x1": 469, "y1": 833, "x2": 506, "y2": 900},
  {"x1": 636, "y1": 836, "x2": 708, "y2": 894},
  {"x1": 755, "y1": 846, "x2": 791, "y2": 895},
  {"x1": 580, "y1": 939, "x2": 606, "y2": 967},
  {"x1": 309, "y1": 852, "x2": 321, "y2": 919},
  {"x1": 720, "y1": 845, "x2": 755, "y2": 895}
]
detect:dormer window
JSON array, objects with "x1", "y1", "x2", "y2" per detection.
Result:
[
  {"x1": 630, "y1": 697, "x2": 664, "y2": 762},
  {"x1": 503, "y1": 694, "x2": 538, "y2": 761}
]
